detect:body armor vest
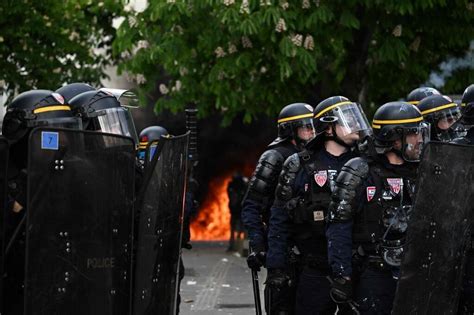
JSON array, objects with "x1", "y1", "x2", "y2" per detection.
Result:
[
  {"x1": 353, "y1": 160, "x2": 417, "y2": 266},
  {"x1": 291, "y1": 149, "x2": 356, "y2": 259}
]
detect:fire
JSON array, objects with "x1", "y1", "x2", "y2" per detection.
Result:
[{"x1": 190, "y1": 174, "x2": 232, "y2": 241}]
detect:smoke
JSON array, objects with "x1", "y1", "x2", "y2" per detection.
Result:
[{"x1": 427, "y1": 41, "x2": 474, "y2": 88}]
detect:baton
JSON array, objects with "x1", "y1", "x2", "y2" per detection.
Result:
[
  {"x1": 5, "y1": 214, "x2": 26, "y2": 256},
  {"x1": 185, "y1": 108, "x2": 198, "y2": 164},
  {"x1": 251, "y1": 269, "x2": 262, "y2": 315}
]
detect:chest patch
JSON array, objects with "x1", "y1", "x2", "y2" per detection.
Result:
[
  {"x1": 314, "y1": 170, "x2": 328, "y2": 187},
  {"x1": 367, "y1": 186, "x2": 376, "y2": 202},
  {"x1": 387, "y1": 178, "x2": 402, "y2": 195},
  {"x1": 313, "y1": 210, "x2": 324, "y2": 221}
]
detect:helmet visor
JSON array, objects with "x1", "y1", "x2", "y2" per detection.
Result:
[
  {"x1": 433, "y1": 106, "x2": 462, "y2": 130},
  {"x1": 96, "y1": 107, "x2": 139, "y2": 144},
  {"x1": 289, "y1": 117, "x2": 316, "y2": 143},
  {"x1": 332, "y1": 103, "x2": 371, "y2": 136},
  {"x1": 36, "y1": 116, "x2": 83, "y2": 130},
  {"x1": 99, "y1": 88, "x2": 139, "y2": 108},
  {"x1": 401, "y1": 123, "x2": 430, "y2": 162},
  {"x1": 433, "y1": 107, "x2": 466, "y2": 141}
]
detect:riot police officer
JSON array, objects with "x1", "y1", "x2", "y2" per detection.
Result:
[
  {"x1": 417, "y1": 94, "x2": 465, "y2": 142},
  {"x1": 55, "y1": 82, "x2": 95, "y2": 103},
  {"x1": 459, "y1": 84, "x2": 474, "y2": 144},
  {"x1": 227, "y1": 172, "x2": 248, "y2": 252},
  {"x1": 137, "y1": 125, "x2": 169, "y2": 166},
  {"x1": 406, "y1": 86, "x2": 441, "y2": 105},
  {"x1": 326, "y1": 102, "x2": 430, "y2": 314},
  {"x1": 457, "y1": 83, "x2": 474, "y2": 314},
  {"x1": 69, "y1": 89, "x2": 138, "y2": 143},
  {"x1": 241, "y1": 103, "x2": 315, "y2": 314},
  {"x1": 268, "y1": 96, "x2": 372, "y2": 314},
  {"x1": 1, "y1": 89, "x2": 83, "y2": 314}
]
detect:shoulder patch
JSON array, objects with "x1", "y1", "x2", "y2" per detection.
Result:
[{"x1": 367, "y1": 186, "x2": 376, "y2": 201}]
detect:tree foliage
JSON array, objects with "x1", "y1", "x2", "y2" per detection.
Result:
[
  {"x1": 114, "y1": 1, "x2": 472, "y2": 121},
  {"x1": 0, "y1": 0, "x2": 125, "y2": 95}
]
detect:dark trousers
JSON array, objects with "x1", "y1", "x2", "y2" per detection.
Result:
[
  {"x1": 295, "y1": 266, "x2": 336, "y2": 315},
  {"x1": 459, "y1": 249, "x2": 474, "y2": 314},
  {"x1": 264, "y1": 279, "x2": 296, "y2": 315},
  {"x1": 355, "y1": 267, "x2": 397, "y2": 315}
]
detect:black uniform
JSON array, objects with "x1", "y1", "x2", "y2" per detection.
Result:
[
  {"x1": 243, "y1": 102, "x2": 315, "y2": 314},
  {"x1": 242, "y1": 141, "x2": 298, "y2": 255},
  {"x1": 269, "y1": 145, "x2": 356, "y2": 314},
  {"x1": 457, "y1": 84, "x2": 474, "y2": 314},
  {"x1": 456, "y1": 128, "x2": 474, "y2": 314},
  {"x1": 242, "y1": 141, "x2": 298, "y2": 314},
  {"x1": 326, "y1": 156, "x2": 417, "y2": 314}
]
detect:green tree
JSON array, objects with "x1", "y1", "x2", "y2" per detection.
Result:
[
  {"x1": 114, "y1": 0, "x2": 474, "y2": 122},
  {"x1": 0, "y1": 0, "x2": 125, "y2": 96}
]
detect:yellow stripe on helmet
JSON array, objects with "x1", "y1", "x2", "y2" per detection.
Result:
[
  {"x1": 420, "y1": 103, "x2": 457, "y2": 116},
  {"x1": 408, "y1": 101, "x2": 420, "y2": 105},
  {"x1": 33, "y1": 105, "x2": 71, "y2": 114},
  {"x1": 314, "y1": 101, "x2": 353, "y2": 118},
  {"x1": 372, "y1": 117, "x2": 423, "y2": 125},
  {"x1": 277, "y1": 113, "x2": 314, "y2": 123}
]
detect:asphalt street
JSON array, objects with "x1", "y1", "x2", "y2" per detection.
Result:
[{"x1": 179, "y1": 241, "x2": 265, "y2": 315}]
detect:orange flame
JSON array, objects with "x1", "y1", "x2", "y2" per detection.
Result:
[{"x1": 190, "y1": 174, "x2": 232, "y2": 241}]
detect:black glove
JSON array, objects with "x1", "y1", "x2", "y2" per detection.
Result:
[
  {"x1": 182, "y1": 242, "x2": 192, "y2": 250},
  {"x1": 247, "y1": 251, "x2": 266, "y2": 271},
  {"x1": 284, "y1": 197, "x2": 301, "y2": 220},
  {"x1": 329, "y1": 277, "x2": 352, "y2": 303},
  {"x1": 265, "y1": 269, "x2": 290, "y2": 289}
]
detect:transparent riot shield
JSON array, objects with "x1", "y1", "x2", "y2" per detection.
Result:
[
  {"x1": 133, "y1": 133, "x2": 189, "y2": 315},
  {"x1": 25, "y1": 127, "x2": 136, "y2": 315},
  {"x1": 0, "y1": 137, "x2": 8, "y2": 313},
  {"x1": 392, "y1": 142, "x2": 474, "y2": 314}
]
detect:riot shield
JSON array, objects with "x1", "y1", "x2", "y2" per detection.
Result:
[
  {"x1": 25, "y1": 127, "x2": 136, "y2": 315},
  {"x1": 133, "y1": 133, "x2": 189, "y2": 315},
  {"x1": 0, "y1": 137, "x2": 8, "y2": 312},
  {"x1": 392, "y1": 142, "x2": 474, "y2": 314}
]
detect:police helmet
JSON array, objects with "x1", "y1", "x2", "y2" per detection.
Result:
[
  {"x1": 313, "y1": 96, "x2": 372, "y2": 146},
  {"x1": 406, "y1": 87, "x2": 440, "y2": 105},
  {"x1": 138, "y1": 126, "x2": 169, "y2": 162},
  {"x1": 55, "y1": 82, "x2": 95, "y2": 103},
  {"x1": 2, "y1": 89, "x2": 82, "y2": 142},
  {"x1": 417, "y1": 95, "x2": 465, "y2": 141},
  {"x1": 372, "y1": 102, "x2": 429, "y2": 162},
  {"x1": 461, "y1": 84, "x2": 474, "y2": 125},
  {"x1": 69, "y1": 90, "x2": 138, "y2": 144},
  {"x1": 277, "y1": 103, "x2": 315, "y2": 145}
]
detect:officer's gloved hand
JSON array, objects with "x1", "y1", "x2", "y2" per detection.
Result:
[
  {"x1": 265, "y1": 269, "x2": 290, "y2": 289},
  {"x1": 247, "y1": 250, "x2": 266, "y2": 271},
  {"x1": 329, "y1": 276, "x2": 352, "y2": 303},
  {"x1": 182, "y1": 242, "x2": 192, "y2": 250},
  {"x1": 284, "y1": 197, "x2": 301, "y2": 220}
]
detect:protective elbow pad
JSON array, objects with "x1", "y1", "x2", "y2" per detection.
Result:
[
  {"x1": 246, "y1": 149, "x2": 286, "y2": 203},
  {"x1": 328, "y1": 157, "x2": 369, "y2": 222},
  {"x1": 275, "y1": 153, "x2": 301, "y2": 202}
]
